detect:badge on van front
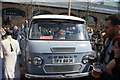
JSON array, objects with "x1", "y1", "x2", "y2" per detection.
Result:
[{"x1": 52, "y1": 58, "x2": 75, "y2": 64}]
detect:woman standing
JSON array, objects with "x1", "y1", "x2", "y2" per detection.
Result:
[
  {"x1": 1, "y1": 30, "x2": 21, "y2": 79},
  {"x1": 91, "y1": 36, "x2": 120, "y2": 80},
  {"x1": 106, "y1": 36, "x2": 120, "y2": 80}
]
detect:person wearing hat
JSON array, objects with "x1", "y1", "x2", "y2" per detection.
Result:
[{"x1": 1, "y1": 30, "x2": 21, "y2": 79}]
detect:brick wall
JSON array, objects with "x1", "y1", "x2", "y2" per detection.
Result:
[
  {"x1": 1, "y1": 2, "x2": 110, "y2": 28},
  {"x1": 0, "y1": 2, "x2": 2, "y2": 26}
]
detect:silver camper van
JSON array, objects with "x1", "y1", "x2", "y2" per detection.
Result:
[{"x1": 20, "y1": 15, "x2": 94, "y2": 79}]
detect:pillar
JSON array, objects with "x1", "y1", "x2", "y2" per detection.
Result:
[{"x1": 0, "y1": 2, "x2": 2, "y2": 26}]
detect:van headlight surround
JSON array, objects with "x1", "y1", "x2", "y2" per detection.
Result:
[
  {"x1": 81, "y1": 55, "x2": 89, "y2": 64},
  {"x1": 33, "y1": 57, "x2": 43, "y2": 66},
  {"x1": 81, "y1": 51, "x2": 97, "y2": 64}
]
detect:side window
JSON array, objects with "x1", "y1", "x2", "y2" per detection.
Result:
[{"x1": 30, "y1": 24, "x2": 41, "y2": 39}]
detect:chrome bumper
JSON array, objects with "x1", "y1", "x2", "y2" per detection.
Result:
[{"x1": 25, "y1": 72, "x2": 90, "y2": 79}]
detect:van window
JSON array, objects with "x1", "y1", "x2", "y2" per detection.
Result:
[{"x1": 29, "y1": 20, "x2": 89, "y2": 40}]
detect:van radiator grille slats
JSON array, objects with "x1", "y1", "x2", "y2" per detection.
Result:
[{"x1": 44, "y1": 64, "x2": 81, "y2": 73}]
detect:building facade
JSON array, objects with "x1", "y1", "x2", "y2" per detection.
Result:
[{"x1": 0, "y1": 1, "x2": 120, "y2": 29}]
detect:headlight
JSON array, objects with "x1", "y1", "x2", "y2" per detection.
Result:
[
  {"x1": 81, "y1": 55, "x2": 89, "y2": 64},
  {"x1": 82, "y1": 51, "x2": 97, "y2": 64},
  {"x1": 33, "y1": 57, "x2": 43, "y2": 66}
]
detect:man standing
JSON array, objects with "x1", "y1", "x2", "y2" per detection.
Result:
[
  {"x1": 0, "y1": 26, "x2": 5, "y2": 58},
  {"x1": 100, "y1": 14, "x2": 120, "y2": 64},
  {"x1": 0, "y1": 26, "x2": 6, "y2": 79},
  {"x1": 12, "y1": 26, "x2": 19, "y2": 40}
]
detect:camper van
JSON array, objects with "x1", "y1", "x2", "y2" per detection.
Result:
[{"x1": 20, "y1": 15, "x2": 94, "y2": 79}]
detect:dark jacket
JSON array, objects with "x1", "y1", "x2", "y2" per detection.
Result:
[{"x1": 100, "y1": 37, "x2": 114, "y2": 64}]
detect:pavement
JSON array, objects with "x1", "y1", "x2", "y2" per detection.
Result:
[
  {"x1": 0, "y1": 58, "x2": 2, "y2": 80},
  {"x1": 0, "y1": 64, "x2": 95, "y2": 80},
  {"x1": 20, "y1": 66, "x2": 27, "y2": 79}
]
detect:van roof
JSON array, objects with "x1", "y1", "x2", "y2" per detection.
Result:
[{"x1": 32, "y1": 15, "x2": 86, "y2": 22}]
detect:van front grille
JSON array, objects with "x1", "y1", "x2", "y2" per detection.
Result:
[{"x1": 44, "y1": 64, "x2": 81, "y2": 73}]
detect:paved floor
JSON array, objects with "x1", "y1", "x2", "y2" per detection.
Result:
[
  {"x1": 1, "y1": 65, "x2": 97, "y2": 80},
  {"x1": 0, "y1": 58, "x2": 2, "y2": 80}
]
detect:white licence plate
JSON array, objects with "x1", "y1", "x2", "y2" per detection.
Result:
[{"x1": 52, "y1": 58, "x2": 75, "y2": 64}]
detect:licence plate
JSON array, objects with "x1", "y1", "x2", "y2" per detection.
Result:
[{"x1": 52, "y1": 58, "x2": 75, "y2": 64}]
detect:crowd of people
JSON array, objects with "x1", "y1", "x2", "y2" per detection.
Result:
[
  {"x1": 88, "y1": 27, "x2": 106, "y2": 52},
  {"x1": 0, "y1": 14, "x2": 120, "y2": 80}
]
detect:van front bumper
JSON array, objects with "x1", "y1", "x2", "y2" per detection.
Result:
[{"x1": 25, "y1": 72, "x2": 90, "y2": 79}]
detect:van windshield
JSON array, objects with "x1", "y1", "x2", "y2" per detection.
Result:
[{"x1": 29, "y1": 19, "x2": 89, "y2": 40}]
